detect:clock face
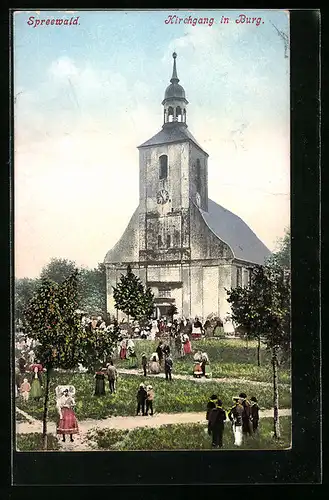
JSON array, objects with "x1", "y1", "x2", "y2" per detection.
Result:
[
  {"x1": 156, "y1": 189, "x2": 169, "y2": 204},
  {"x1": 195, "y1": 192, "x2": 201, "y2": 207}
]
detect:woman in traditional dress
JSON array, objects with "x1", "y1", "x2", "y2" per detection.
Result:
[
  {"x1": 128, "y1": 346, "x2": 137, "y2": 368},
  {"x1": 204, "y1": 320, "x2": 214, "y2": 338},
  {"x1": 193, "y1": 351, "x2": 203, "y2": 377},
  {"x1": 119, "y1": 339, "x2": 127, "y2": 360},
  {"x1": 191, "y1": 317, "x2": 203, "y2": 340},
  {"x1": 29, "y1": 364, "x2": 43, "y2": 401},
  {"x1": 56, "y1": 388, "x2": 79, "y2": 443},
  {"x1": 213, "y1": 318, "x2": 224, "y2": 337},
  {"x1": 94, "y1": 368, "x2": 106, "y2": 396},
  {"x1": 149, "y1": 353, "x2": 160, "y2": 374},
  {"x1": 182, "y1": 333, "x2": 192, "y2": 355}
]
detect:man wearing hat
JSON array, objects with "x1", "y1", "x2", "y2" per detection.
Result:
[
  {"x1": 141, "y1": 352, "x2": 148, "y2": 377},
  {"x1": 207, "y1": 399, "x2": 227, "y2": 448},
  {"x1": 228, "y1": 397, "x2": 244, "y2": 446},
  {"x1": 206, "y1": 394, "x2": 218, "y2": 421},
  {"x1": 250, "y1": 396, "x2": 260, "y2": 433},
  {"x1": 136, "y1": 383, "x2": 147, "y2": 416},
  {"x1": 239, "y1": 392, "x2": 252, "y2": 437}
]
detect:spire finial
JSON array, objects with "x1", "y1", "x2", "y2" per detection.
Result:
[{"x1": 170, "y1": 51, "x2": 179, "y2": 84}]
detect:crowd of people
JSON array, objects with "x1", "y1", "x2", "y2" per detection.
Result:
[{"x1": 206, "y1": 392, "x2": 260, "y2": 448}]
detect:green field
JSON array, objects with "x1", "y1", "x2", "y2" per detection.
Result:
[
  {"x1": 16, "y1": 433, "x2": 60, "y2": 451},
  {"x1": 17, "y1": 372, "x2": 291, "y2": 421},
  {"x1": 86, "y1": 416, "x2": 291, "y2": 451},
  {"x1": 114, "y1": 339, "x2": 291, "y2": 384}
]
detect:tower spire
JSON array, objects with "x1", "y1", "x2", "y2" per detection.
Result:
[{"x1": 170, "y1": 52, "x2": 179, "y2": 84}]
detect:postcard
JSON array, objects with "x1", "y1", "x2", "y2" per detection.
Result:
[{"x1": 12, "y1": 9, "x2": 293, "y2": 459}]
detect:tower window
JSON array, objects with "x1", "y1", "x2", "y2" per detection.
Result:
[
  {"x1": 176, "y1": 106, "x2": 182, "y2": 122},
  {"x1": 196, "y1": 159, "x2": 202, "y2": 194},
  {"x1": 236, "y1": 267, "x2": 242, "y2": 287},
  {"x1": 168, "y1": 106, "x2": 174, "y2": 123},
  {"x1": 158, "y1": 235, "x2": 162, "y2": 247},
  {"x1": 159, "y1": 155, "x2": 168, "y2": 180},
  {"x1": 166, "y1": 234, "x2": 171, "y2": 247}
]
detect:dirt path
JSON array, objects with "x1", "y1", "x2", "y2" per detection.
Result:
[
  {"x1": 116, "y1": 368, "x2": 290, "y2": 387},
  {"x1": 16, "y1": 408, "x2": 291, "y2": 435}
]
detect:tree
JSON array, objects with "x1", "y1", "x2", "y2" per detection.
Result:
[
  {"x1": 112, "y1": 265, "x2": 154, "y2": 324},
  {"x1": 79, "y1": 263, "x2": 107, "y2": 316},
  {"x1": 23, "y1": 271, "x2": 87, "y2": 450},
  {"x1": 40, "y1": 258, "x2": 79, "y2": 284},
  {"x1": 15, "y1": 277, "x2": 39, "y2": 324},
  {"x1": 267, "y1": 227, "x2": 290, "y2": 269},
  {"x1": 167, "y1": 304, "x2": 178, "y2": 322},
  {"x1": 227, "y1": 262, "x2": 290, "y2": 440}
]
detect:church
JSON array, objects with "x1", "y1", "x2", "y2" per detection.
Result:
[{"x1": 104, "y1": 53, "x2": 271, "y2": 321}]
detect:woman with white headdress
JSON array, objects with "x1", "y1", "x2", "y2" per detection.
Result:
[{"x1": 56, "y1": 387, "x2": 79, "y2": 443}]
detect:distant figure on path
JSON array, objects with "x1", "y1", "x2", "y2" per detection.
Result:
[
  {"x1": 250, "y1": 396, "x2": 260, "y2": 433},
  {"x1": 141, "y1": 352, "x2": 148, "y2": 377},
  {"x1": 164, "y1": 354, "x2": 173, "y2": 381},
  {"x1": 228, "y1": 397, "x2": 244, "y2": 446},
  {"x1": 30, "y1": 364, "x2": 43, "y2": 402},
  {"x1": 145, "y1": 385, "x2": 155, "y2": 416},
  {"x1": 208, "y1": 399, "x2": 226, "y2": 448},
  {"x1": 136, "y1": 383, "x2": 147, "y2": 416},
  {"x1": 106, "y1": 361, "x2": 117, "y2": 394},
  {"x1": 119, "y1": 339, "x2": 127, "y2": 360},
  {"x1": 200, "y1": 352, "x2": 209, "y2": 377},
  {"x1": 239, "y1": 392, "x2": 252, "y2": 437},
  {"x1": 149, "y1": 353, "x2": 160, "y2": 374},
  {"x1": 19, "y1": 378, "x2": 31, "y2": 402},
  {"x1": 156, "y1": 341, "x2": 164, "y2": 365},
  {"x1": 94, "y1": 368, "x2": 106, "y2": 396},
  {"x1": 182, "y1": 333, "x2": 192, "y2": 355}
]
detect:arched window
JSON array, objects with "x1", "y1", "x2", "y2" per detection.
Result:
[
  {"x1": 176, "y1": 106, "x2": 182, "y2": 122},
  {"x1": 159, "y1": 155, "x2": 168, "y2": 180},
  {"x1": 166, "y1": 234, "x2": 171, "y2": 247},
  {"x1": 174, "y1": 230, "x2": 180, "y2": 246},
  {"x1": 168, "y1": 106, "x2": 174, "y2": 122},
  {"x1": 196, "y1": 159, "x2": 202, "y2": 194},
  {"x1": 158, "y1": 235, "x2": 162, "y2": 247}
]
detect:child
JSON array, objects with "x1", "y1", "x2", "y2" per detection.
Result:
[
  {"x1": 19, "y1": 378, "x2": 31, "y2": 402},
  {"x1": 146, "y1": 385, "x2": 154, "y2": 416},
  {"x1": 250, "y1": 396, "x2": 260, "y2": 432}
]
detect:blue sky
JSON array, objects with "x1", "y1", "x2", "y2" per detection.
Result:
[{"x1": 14, "y1": 9, "x2": 290, "y2": 278}]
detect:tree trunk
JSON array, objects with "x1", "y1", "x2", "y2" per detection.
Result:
[
  {"x1": 42, "y1": 368, "x2": 51, "y2": 450},
  {"x1": 257, "y1": 337, "x2": 261, "y2": 366},
  {"x1": 272, "y1": 346, "x2": 280, "y2": 439}
]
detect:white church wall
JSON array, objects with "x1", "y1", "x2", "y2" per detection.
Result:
[
  {"x1": 202, "y1": 266, "x2": 219, "y2": 319},
  {"x1": 190, "y1": 266, "x2": 203, "y2": 319}
]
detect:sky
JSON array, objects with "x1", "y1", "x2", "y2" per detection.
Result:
[{"x1": 14, "y1": 9, "x2": 290, "y2": 279}]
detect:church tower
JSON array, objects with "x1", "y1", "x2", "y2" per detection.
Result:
[
  {"x1": 104, "y1": 53, "x2": 271, "y2": 321},
  {"x1": 138, "y1": 53, "x2": 209, "y2": 269}
]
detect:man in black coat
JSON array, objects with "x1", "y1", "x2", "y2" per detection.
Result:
[
  {"x1": 156, "y1": 342, "x2": 164, "y2": 365},
  {"x1": 164, "y1": 354, "x2": 173, "y2": 381},
  {"x1": 250, "y1": 396, "x2": 260, "y2": 432},
  {"x1": 239, "y1": 392, "x2": 252, "y2": 436},
  {"x1": 136, "y1": 383, "x2": 147, "y2": 416},
  {"x1": 208, "y1": 399, "x2": 227, "y2": 448}
]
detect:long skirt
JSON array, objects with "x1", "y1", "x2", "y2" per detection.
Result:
[
  {"x1": 232, "y1": 425, "x2": 243, "y2": 446},
  {"x1": 30, "y1": 378, "x2": 42, "y2": 399},
  {"x1": 120, "y1": 347, "x2": 127, "y2": 360},
  {"x1": 57, "y1": 408, "x2": 79, "y2": 435},
  {"x1": 94, "y1": 378, "x2": 106, "y2": 396},
  {"x1": 149, "y1": 361, "x2": 160, "y2": 374},
  {"x1": 183, "y1": 341, "x2": 192, "y2": 355}
]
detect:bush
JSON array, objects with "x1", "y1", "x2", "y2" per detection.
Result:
[
  {"x1": 16, "y1": 433, "x2": 60, "y2": 451},
  {"x1": 17, "y1": 372, "x2": 291, "y2": 421},
  {"x1": 88, "y1": 416, "x2": 291, "y2": 451}
]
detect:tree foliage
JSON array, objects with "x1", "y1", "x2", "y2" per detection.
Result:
[
  {"x1": 15, "y1": 278, "x2": 40, "y2": 323},
  {"x1": 112, "y1": 265, "x2": 155, "y2": 323},
  {"x1": 79, "y1": 263, "x2": 107, "y2": 316},
  {"x1": 40, "y1": 258, "x2": 79, "y2": 285}
]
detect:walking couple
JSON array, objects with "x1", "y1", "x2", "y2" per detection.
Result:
[{"x1": 136, "y1": 383, "x2": 155, "y2": 416}]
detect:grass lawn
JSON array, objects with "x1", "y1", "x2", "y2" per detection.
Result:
[
  {"x1": 114, "y1": 339, "x2": 291, "y2": 384},
  {"x1": 16, "y1": 433, "x2": 60, "y2": 451},
  {"x1": 86, "y1": 416, "x2": 291, "y2": 451},
  {"x1": 17, "y1": 372, "x2": 291, "y2": 421}
]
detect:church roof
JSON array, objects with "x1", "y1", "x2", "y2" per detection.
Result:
[
  {"x1": 138, "y1": 123, "x2": 208, "y2": 155},
  {"x1": 199, "y1": 199, "x2": 271, "y2": 265}
]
